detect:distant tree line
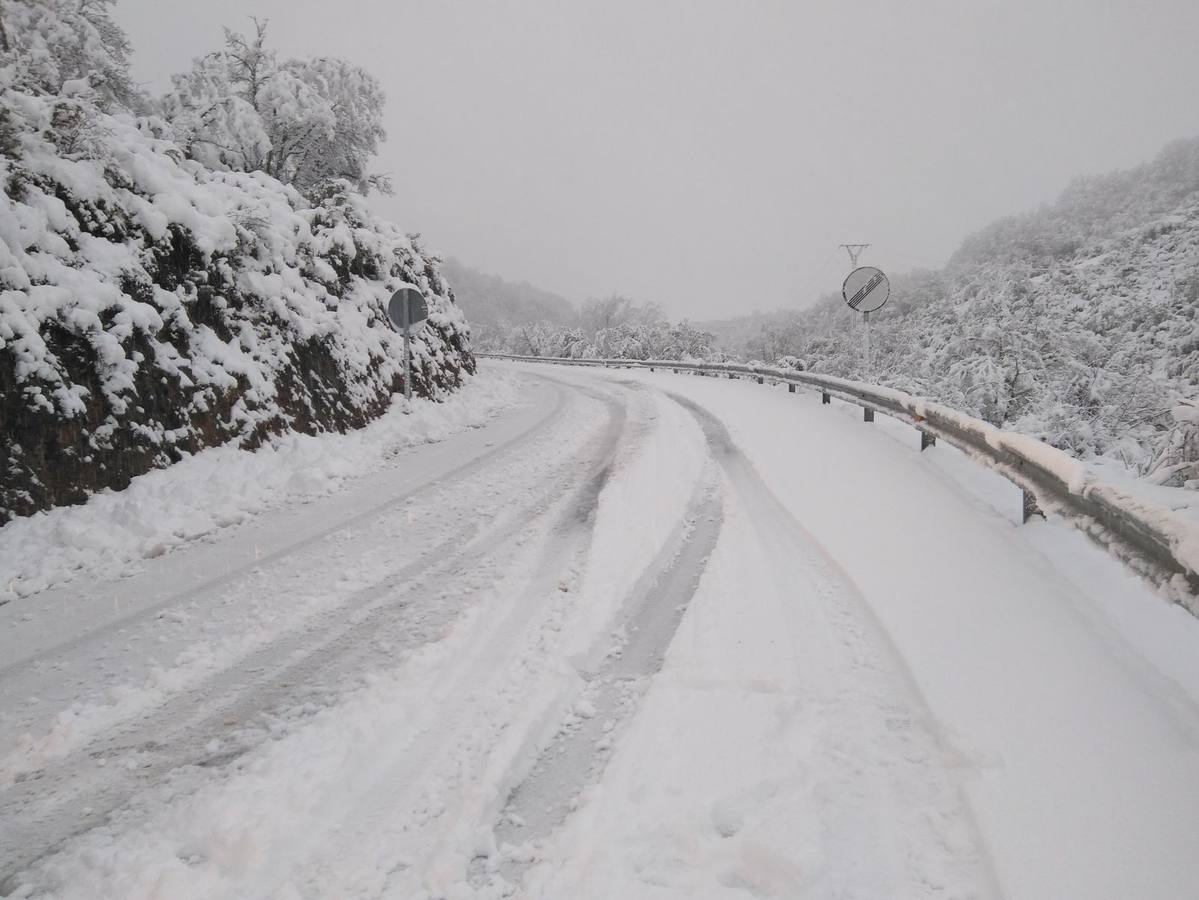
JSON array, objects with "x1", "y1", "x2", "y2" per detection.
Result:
[{"x1": 479, "y1": 294, "x2": 718, "y2": 362}]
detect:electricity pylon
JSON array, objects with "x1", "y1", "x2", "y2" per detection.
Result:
[{"x1": 839, "y1": 243, "x2": 870, "y2": 269}]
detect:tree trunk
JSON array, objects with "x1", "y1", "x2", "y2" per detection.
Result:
[{"x1": 0, "y1": 1, "x2": 11, "y2": 54}]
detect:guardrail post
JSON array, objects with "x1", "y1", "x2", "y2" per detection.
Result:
[
  {"x1": 921, "y1": 431, "x2": 936, "y2": 451},
  {"x1": 649, "y1": 366, "x2": 655, "y2": 372},
  {"x1": 1022, "y1": 490, "x2": 1043, "y2": 523},
  {"x1": 672, "y1": 367, "x2": 678, "y2": 374},
  {"x1": 727, "y1": 372, "x2": 736, "y2": 379},
  {"x1": 756, "y1": 375, "x2": 764, "y2": 384},
  {"x1": 788, "y1": 383, "x2": 796, "y2": 393},
  {"x1": 821, "y1": 392, "x2": 830, "y2": 404},
  {"x1": 863, "y1": 407, "x2": 874, "y2": 422}
]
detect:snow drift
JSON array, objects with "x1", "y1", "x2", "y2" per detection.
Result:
[{"x1": 0, "y1": 84, "x2": 473, "y2": 523}]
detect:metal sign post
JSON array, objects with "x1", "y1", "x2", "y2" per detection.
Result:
[
  {"x1": 386, "y1": 286, "x2": 430, "y2": 403},
  {"x1": 402, "y1": 292, "x2": 411, "y2": 401},
  {"x1": 841, "y1": 265, "x2": 890, "y2": 381},
  {"x1": 864, "y1": 308, "x2": 873, "y2": 375}
]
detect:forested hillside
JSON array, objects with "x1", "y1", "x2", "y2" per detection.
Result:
[
  {"x1": 718, "y1": 138, "x2": 1199, "y2": 485},
  {"x1": 441, "y1": 257, "x2": 575, "y2": 343},
  {"x1": 0, "y1": 1, "x2": 472, "y2": 522}
]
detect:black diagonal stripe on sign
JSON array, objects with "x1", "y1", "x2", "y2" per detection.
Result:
[{"x1": 849, "y1": 273, "x2": 883, "y2": 309}]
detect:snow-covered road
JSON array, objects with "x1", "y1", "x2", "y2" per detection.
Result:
[{"x1": 2, "y1": 362, "x2": 1199, "y2": 899}]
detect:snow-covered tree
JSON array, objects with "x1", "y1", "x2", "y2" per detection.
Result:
[
  {"x1": 161, "y1": 53, "x2": 270, "y2": 173},
  {"x1": 275, "y1": 56, "x2": 386, "y2": 196},
  {"x1": 162, "y1": 20, "x2": 388, "y2": 198},
  {"x1": 0, "y1": 0, "x2": 137, "y2": 109}
]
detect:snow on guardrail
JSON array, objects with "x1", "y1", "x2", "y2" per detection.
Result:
[{"x1": 483, "y1": 353, "x2": 1199, "y2": 613}]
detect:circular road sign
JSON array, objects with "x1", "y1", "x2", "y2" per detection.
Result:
[
  {"x1": 387, "y1": 287, "x2": 429, "y2": 331},
  {"x1": 842, "y1": 266, "x2": 890, "y2": 313}
]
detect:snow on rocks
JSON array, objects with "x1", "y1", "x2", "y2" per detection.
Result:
[{"x1": 0, "y1": 83, "x2": 473, "y2": 523}]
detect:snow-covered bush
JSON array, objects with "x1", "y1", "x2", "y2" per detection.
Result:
[
  {"x1": 1149, "y1": 401, "x2": 1199, "y2": 487},
  {"x1": 161, "y1": 20, "x2": 387, "y2": 199},
  {"x1": 0, "y1": 86, "x2": 472, "y2": 522},
  {"x1": 1, "y1": 0, "x2": 138, "y2": 109}
]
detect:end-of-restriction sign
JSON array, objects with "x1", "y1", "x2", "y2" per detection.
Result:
[
  {"x1": 386, "y1": 286, "x2": 430, "y2": 404},
  {"x1": 387, "y1": 286, "x2": 429, "y2": 332},
  {"x1": 842, "y1": 266, "x2": 890, "y2": 313}
]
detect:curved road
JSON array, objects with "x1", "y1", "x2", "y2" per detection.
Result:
[{"x1": 1, "y1": 363, "x2": 1198, "y2": 899}]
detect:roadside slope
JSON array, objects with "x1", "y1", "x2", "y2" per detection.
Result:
[{"x1": 1, "y1": 85, "x2": 472, "y2": 523}]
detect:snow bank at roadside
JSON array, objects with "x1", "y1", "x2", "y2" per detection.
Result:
[
  {"x1": 0, "y1": 371, "x2": 522, "y2": 601},
  {"x1": 501, "y1": 357, "x2": 1199, "y2": 603}
]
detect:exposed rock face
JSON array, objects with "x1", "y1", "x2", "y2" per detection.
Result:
[{"x1": 0, "y1": 92, "x2": 473, "y2": 523}]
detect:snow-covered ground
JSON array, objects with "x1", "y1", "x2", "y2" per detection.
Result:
[
  {"x1": 0, "y1": 373, "x2": 522, "y2": 601},
  {"x1": 2, "y1": 362, "x2": 1199, "y2": 899}
]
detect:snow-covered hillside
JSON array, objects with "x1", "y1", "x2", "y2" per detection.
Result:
[
  {"x1": 717, "y1": 137, "x2": 1199, "y2": 485},
  {"x1": 0, "y1": 9, "x2": 473, "y2": 523},
  {"x1": 441, "y1": 257, "x2": 577, "y2": 340}
]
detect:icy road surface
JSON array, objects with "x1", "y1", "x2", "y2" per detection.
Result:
[{"x1": 2, "y1": 362, "x2": 1199, "y2": 900}]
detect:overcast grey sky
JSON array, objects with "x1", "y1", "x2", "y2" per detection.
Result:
[{"x1": 116, "y1": 0, "x2": 1199, "y2": 318}]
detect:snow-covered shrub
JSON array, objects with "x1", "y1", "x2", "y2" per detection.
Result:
[
  {"x1": 0, "y1": 88, "x2": 472, "y2": 522},
  {"x1": 159, "y1": 53, "x2": 271, "y2": 174},
  {"x1": 1, "y1": 0, "x2": 138, "y2": 109},
  {"x1": 161, "y1": 20, "x2": 386, "y2": 199},
  {"x1": 1149, "y1": 401, "x2": 1199, "y2": 487}
]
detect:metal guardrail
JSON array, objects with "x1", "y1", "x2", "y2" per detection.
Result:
[{"x1": 483, "y1": 353, "x2": 1199, "y2": 612}]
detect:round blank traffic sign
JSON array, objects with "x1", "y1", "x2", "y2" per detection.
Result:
[
  {"x1": 842, "y1": 266, "x2": 890, "y2": 313},
  {"x1": 387, "y1": 287, "x2": 429, "y2": 330}
]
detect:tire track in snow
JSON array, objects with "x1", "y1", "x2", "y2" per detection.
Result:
[
  {"x1": 0, "y1": 380, "x2": 569, "y2": 683},
  {"x1": 665, "y1": 394, "x2": 1001, "y2": 899},
  {"x1": 0, "y1": 381, "x2": 580, "y2": 778},
  {"x1": 197, "y1": 379, "x2": 650, "y2": 900},
  {"x1": 472, "y1": 384, "x2": 999, "y2": 899},
  {"x1": 2, "y1": 375, "x2": 710, "y2": 899},
  {"x1": 478, "y1": 467, "x2": 723, "y2": 890},
  {"x1": 0, "y1": 381, "x2": 628, "y2": 890}
]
